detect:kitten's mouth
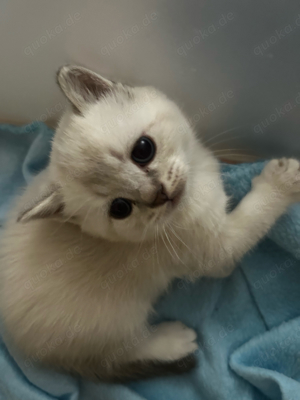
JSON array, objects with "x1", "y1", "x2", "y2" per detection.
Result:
[
  {"x1": 151, "y1": 184, "x2": 185, "y2": 209},
  {"x1": 170, "y1": 186, "x2": 184, "y2": 207}
]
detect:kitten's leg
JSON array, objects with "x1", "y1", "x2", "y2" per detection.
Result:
[
  {"x1": 208, "y1": 158, "x2": 300, "y2": 277},
  {"x1": 129, "y1": 321, "x2": 198, "y2": 362},
  {"x1": 105, "y1": 321, "x2": 198, "y2": 381}
]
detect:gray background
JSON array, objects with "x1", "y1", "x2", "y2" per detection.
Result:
[{"x1": 0, "y1": 0, "x2": 299, "y2": 160}]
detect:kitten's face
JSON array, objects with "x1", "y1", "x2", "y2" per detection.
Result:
[{"x1": 47, "y1": 66, "x2": 203, "y2": 242}]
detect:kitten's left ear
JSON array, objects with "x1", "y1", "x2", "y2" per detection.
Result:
[
  {"x1": 57, "y1": 65, "x2": 113, "y2": 114},
  {"x1": 17, "y1": 184, "x2": 64, "y2": 223}
]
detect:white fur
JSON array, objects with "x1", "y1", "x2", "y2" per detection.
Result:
[
  {"x1": 130, "y1": 322, "x2": 198, "y2": 362},
  {"x1": 1, "y1": 66, "x2": 300, "y2": 379}
]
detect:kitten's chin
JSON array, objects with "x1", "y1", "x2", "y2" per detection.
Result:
[{"x1": 159, "y1": 188, "x2": 186, "y2": 224}]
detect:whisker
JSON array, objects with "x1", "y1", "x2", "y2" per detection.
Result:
[
  {"x1": 160, "y1": 226, "x2": 176, "y2": 261},
  {"x1": 169, "y1": 221, "x2": 191, "y2": 231},
  {"x1": 163, "y1": 225, "x2": 184, "y2": 264},
  {"x1": 213, "y1": 153, "x2": 258, "y2": 160},
  {"x1": 168, "y1": 222, "x2": 194, "y2": 253},
  {"x1": 211, "y1": 148, "x2": 251, "y2": 154},
  {"x1": 155, "y1": 226, "x2": 161, "y2": 269},
  {"x1": 206, "y1": 135, "x2": 248, "y2": 150},
  {"x1": 201, "y1": 127, "x2": 244, "y2": 146}
]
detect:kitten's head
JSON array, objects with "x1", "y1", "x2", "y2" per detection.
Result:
[{"x1": 18, "y1": 66, "x2": 211, "y2": 242}]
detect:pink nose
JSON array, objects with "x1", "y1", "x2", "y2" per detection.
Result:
[{"x1": 151, "y1": 184, "x2": 169, "y2": 207}]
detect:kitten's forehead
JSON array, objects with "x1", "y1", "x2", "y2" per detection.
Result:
[
  {"x1": 64, "y1": 88, "x2": 159, "y2": 168},
  {"x1": 88, "y1": 89, "x2": 158, "y2": 140},
  {"x1": 64, "y1": 84, "x2": 180, "y2": 155}
]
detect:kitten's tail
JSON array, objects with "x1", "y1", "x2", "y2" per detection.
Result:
[
  {"x1": 101, "y1": 354, "x2": 197, "y2": 383},
  {"x1": 60, "y1": 354, "x2": 197, "y2": 382}
]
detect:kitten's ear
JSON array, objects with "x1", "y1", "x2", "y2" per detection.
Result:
[
  {"x1": 56, "y1": 65, "x2": 113, "y2": 113},
  {"x1": 17, "y1": 184, "x2": 64, "y2": 223}
]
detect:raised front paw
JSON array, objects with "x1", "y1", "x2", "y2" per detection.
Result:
[{"x1": 253, "y1": 158, "x2": 300, "y2": 200}]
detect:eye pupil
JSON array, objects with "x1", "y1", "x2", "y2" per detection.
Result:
[
  {"x1": 131, "y1": 136, "x2": 155, "y2": 165},
  {"x1": 110, "y1": 198, "x2": 132, "y2": 219}
]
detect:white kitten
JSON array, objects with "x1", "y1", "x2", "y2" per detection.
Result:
[{"x1": 1, "y1": 66, "x2": 300, "y2": 382}]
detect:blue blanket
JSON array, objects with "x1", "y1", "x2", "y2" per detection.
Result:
[{"x1": 1, "y1": 122, "x2": 300, "y2": 400}]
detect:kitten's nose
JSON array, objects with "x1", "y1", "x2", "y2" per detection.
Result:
[{"x1": 151, "y1": 184, "x2": 169, "y2": 207}]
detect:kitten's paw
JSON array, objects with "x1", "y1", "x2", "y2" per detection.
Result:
[
  {"x1": 253, "y1": 158, "x2": 300, "y2": 200},
  {"x1": 152, "y1": 321, "x2": 198, "y2": 361}
]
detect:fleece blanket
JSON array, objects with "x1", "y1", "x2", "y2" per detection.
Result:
[{"x1": 0, "y1": 122, "x2": 300, "y2": 400}]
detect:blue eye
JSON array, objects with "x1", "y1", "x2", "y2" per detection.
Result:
[
  {"x1": 131, "y1": 136, "x2": 155, "y2": 165},
  {"x1": 110, "y1": 198, "x2": 132, "y2": 219}
]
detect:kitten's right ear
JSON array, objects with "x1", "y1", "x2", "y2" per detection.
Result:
[
  {"x1": 56, "y1": 65, "x2": 113, "y2": 114},
  {"x1": 17, "y1": 184, "x2": 64, "y2": 223}
]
